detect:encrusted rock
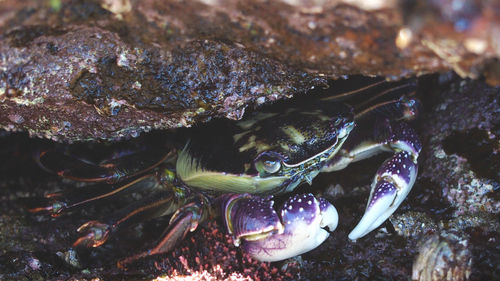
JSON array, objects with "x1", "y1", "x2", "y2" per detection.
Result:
[
  {"x1": 0, "y1": 23, "x2": 325, "y2": 141},
  {"x1": 412, "y1": 234, "x2": 472, "y2": 281},
  {"x1": 1, "y1": 0, "x2": 500, "y2": 141},
  {"x1": 420, "y1": 77, "x2": 499, "y2": 216}
]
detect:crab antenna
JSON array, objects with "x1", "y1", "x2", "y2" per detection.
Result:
[
  {"x1": 321, "y1": 80, "x2": 386, "y2": 101},
  {"x1": 354, "y1": 83, "x2": 415, "y2": 110},
  {"x1": 354, "y1": 94, "x2": 419, "y2": 121}
]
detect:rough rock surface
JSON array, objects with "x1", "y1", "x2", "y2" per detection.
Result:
[
  {"x1": 1, "y1": 0, "x2": 500, "y2": 141},
  {"x1": 390, "y1": 75, "x2": 500, "y2": 281},
  {"x1": 0, "y1": 76, "x2": 498, "y2": 280}
]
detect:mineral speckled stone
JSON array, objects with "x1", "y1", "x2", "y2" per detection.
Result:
[
  {"x1": 2, "y1": 0, "x2": 500, "y2": 141},
  {"x1": 0, "y1": 24, "x2": 325, "y2": 141},
  {"x1": 1, "y1": 0, "x2": 500, "y2": 280}
]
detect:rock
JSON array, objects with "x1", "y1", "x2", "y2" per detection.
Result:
[
  {"x1": 412, "y1": 234, "x2": 472, "y2": 281},
  {"x1": 2, "y1": 0, "x2": 500, "y2": 141}
]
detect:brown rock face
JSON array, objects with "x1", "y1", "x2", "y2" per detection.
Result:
[
  {"x1": 1, "y1": 24, "x2": 325, "y2": 141},
  {"x1": 1, "y1": 0, "x2": 499, "y2": 142}
]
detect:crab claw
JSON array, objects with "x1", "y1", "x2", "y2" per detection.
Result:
[
  {"x1": 221, "y1": 193, "x2": 338, "y2": 262},
  {"x1": 349, "y1": 151, "x2": 417, "y2": 240}
]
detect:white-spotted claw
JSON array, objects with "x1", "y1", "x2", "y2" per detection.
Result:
[
  {"x1": 225, "y1": 193, "x2": 338, "y2": 262},
  {"x1": 349, "y1": 151, "x2": 417, "y2": 240}
]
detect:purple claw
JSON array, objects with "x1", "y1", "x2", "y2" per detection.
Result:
[
  {"x1": 280, "y1": 194, "x2": 331, "y2": 228},
  {"x1": 222, "y1": 193, "x2": 338, "y2": 262},
  {"x1": 221, "y1": 194, "x2": 283, "y2": 247},
  {"x1": 384, "y1": 121, "x2": 422, "y2": 158},
  {"x1": 349, "y1": 151, "x2": 417, "y2": 239}
]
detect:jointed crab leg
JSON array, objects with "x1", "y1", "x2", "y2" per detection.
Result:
[
  {"x1": 72, "y1": 185, "x2": 209, "y2": 268},
  {"x1": 353, "y1": 83, "x2": 416, "y2": 112},
  {"x1": 117, "y1": 195, "x2": 207, "y2": 268},
  {"x1": 354, "y1": 95, "x2": 419, "y2": 121},
  {"x1": 37, "y1": 149, "x2": 173, "y2": 183},
  {"x1": 73, "y1": 188, "x2": 185, "y2": 248},
  {"x1": 29, "y1": 174, "x2": 161, "y2": 216},
  {"x1": 321, "y1": 79, "x2": 414, "y2": 103},
  {"x1": 321, "y1": 80, "x2": 386, "y2": 101},
  {"x1": 35, "y1": 147, "x2": 210, "y2": 265}
]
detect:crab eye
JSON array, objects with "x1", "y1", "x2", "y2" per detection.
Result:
[
  {"x1": 254, "y1": 153, "x2": 282, "y2": 175},
  {"x1": 262, "y1": 159, "x2": 281, "y2": 173}
]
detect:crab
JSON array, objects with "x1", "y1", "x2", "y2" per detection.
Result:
[{"x1": 30, "y1": 79, "x2": 422, "y2": 267}]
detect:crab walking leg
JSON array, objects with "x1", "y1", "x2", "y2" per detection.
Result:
[
  {"x1": 36, "y1": 149, "x2": 173, "y2": 183},
  {"x1": 74, "y1": 188, "x2": 188, "y2": 248},
  {"x1": 29, "y1": 174, "x2": 161, "y2": 216},
  {"x1": 220, "y1": 193, "x2": 338, "y2": 262},
  {"x1": 117, "y1": 195, "x2": 206, "y2": 268},
  {"x1": 348, "y1": 151, "x2": 417, "y2": 239}
]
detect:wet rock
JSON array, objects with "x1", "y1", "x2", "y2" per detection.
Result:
[
  {"x1": 0, "y1": 2, "x2": 499, "y2": 276},
  {"x1": 412, "y1": 234, "x2": 472, "y2": 281},
  {"x1": 401, "y1": 0, "x2": 500, "y2": 84},
  {"x1": 390, "y1": 211, "x2": 438, "y2": 239},
  {"x1": 420, "y1": 77, "x2": 499, "y2": 216},
  {"x1": 1, "y1": 0, "x2": 500, "y2": 141},
  {"x1": 392, "y1": 75, "x2": 500, "y2": 281},
  {"x1": 0, "y1": 23, "x2": 325, "y2": 141}
]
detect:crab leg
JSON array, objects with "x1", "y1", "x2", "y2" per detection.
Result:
[
  {"x1": 320, "y1": 79, "x2": 414, "y2": 102},
  {"x1": 36, "y1": 149, "x2": 173, "y2": 183},
  {"x1": 117, "y1": 195, "x2": 207, "y2": 268},
  {"x1": 29, "y1": 173, "x2": 162, "y2": 216},
  {"x1": 73, "y1": 187, "x2": 188, "y2": 248},
  {"x1": 219, "y1": 193, "x2": 338, "y2": 262},
  {"x1": 324, "y1": 119, "x2": 421, "y2": 240},
  {"x1": 72, "y1": 187, "x2": 208, "y2": 268}
]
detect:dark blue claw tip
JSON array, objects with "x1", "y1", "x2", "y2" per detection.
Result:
[
  {"x1": 319, "y1": 197, "x2": 331, "y2": 213},
  {"x1": 368, "y1": 180, "x2": 397, "y2": 210},
  {"x1": 389, "y1": 122, "x2": 422, "y2": 157},
  {"x1": 377, "y1": 151, "x2": 418, "y2": 185}
]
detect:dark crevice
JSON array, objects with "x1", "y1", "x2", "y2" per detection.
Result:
[{"x1": 442, "y1": 128, "x2": 500, "y2": 182}]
